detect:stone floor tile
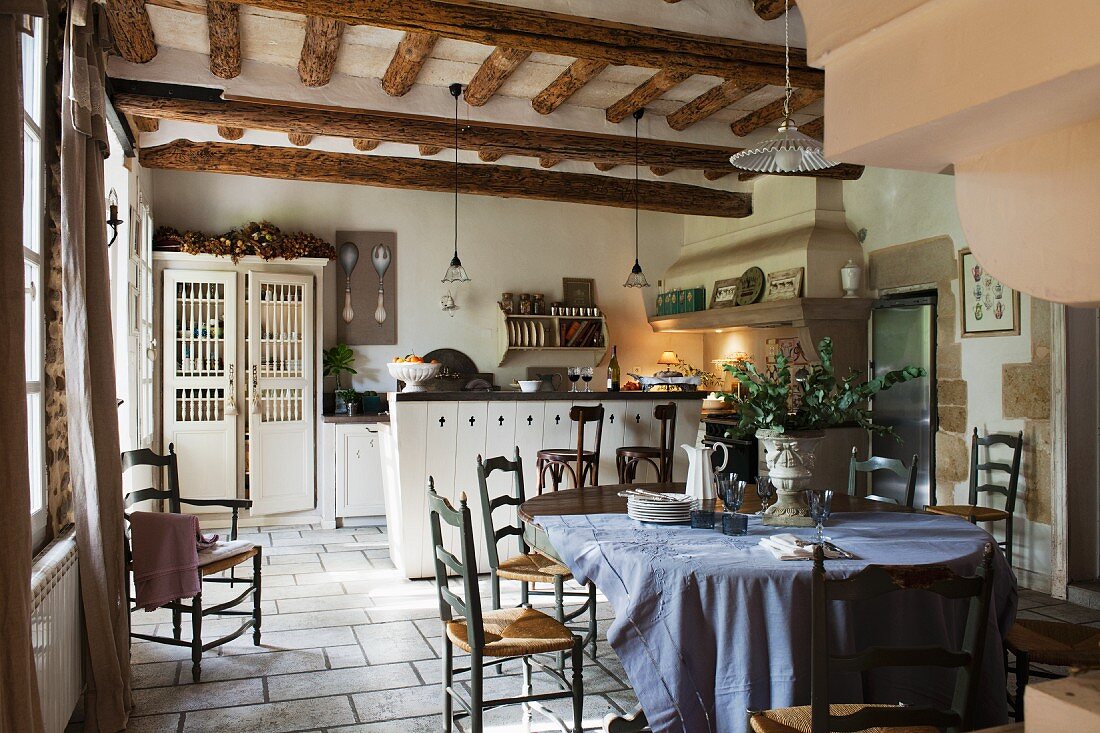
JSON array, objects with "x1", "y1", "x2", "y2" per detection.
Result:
[
  {"x1": 131, "y1": 661, "x2": 180, "y2": 689},
  {"x1": 262, "y1": 582, "x2": 346, "y2": 600},
  {"x1": 263, "y1": 561, "x2": 325, "y2": 577},
  {"x1": 181, "y1": 696, "x2": 357, "y2": 733},
  {"x1": 215, "y1": 625, "x2": 358, "y2": 655},
  {"x1": 320, "y1": 552, "x2": 374, "y2": 571},
  {"x1": 326, "y1": 644, "x2": 369, "y2": 669},
  {"x1": 277, "y1": 593, "x2": 374, "y2": 615},
  {"x1": 266, "y1": 551, "x2": 321, "y2": 566},
  {"x1": 124, "y1": 713, "x2": 181, "y2": 733},
  {"x1": 258, "y1": 608, "x2": 369, "y2": 632},
  {"x1": 179, "y1": 648, "x2": 328, "y2": 684},
  {"x1": 328, "y1": 717, "x2": 438, "y2": 733},
  {"x1": 353, "y1": 621, "x2": 437, "y2": 664},
  {"x1": 267, "y1": 662, "x2": 419, "y2": 701},
  {"x1": 351, "y1": 684, "x2": 438, "y2": 722},
  {"x1": 1032, "y1": 602, "x2": 1100, "y2": 624},
  {"x1": 132, "y1": 677, "x2": 264, "y2": 715},
  {"x1": 257, "y1": 574, "x2": 298, "y2": 588}
]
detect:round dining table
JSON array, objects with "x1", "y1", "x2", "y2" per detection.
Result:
[{"x1": 519, "y1": 483, "x2": 1018, "y2": 733}]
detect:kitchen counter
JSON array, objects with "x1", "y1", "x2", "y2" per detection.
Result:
[
  {"x1": 320, "y1": 413, "x2": 390, "y2": 424},
  {"x1": 390, "y1": 390, "x2": 704, "y2": 402}
]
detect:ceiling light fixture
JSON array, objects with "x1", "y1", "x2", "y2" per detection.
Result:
[
  {"x1": 623, "y1": 108, "x2": 651, "y2": 288},
  {"x1": 729, "y1": 0, "x2": 838, "y2": 174},
  {"x1": 442, "y1": 83, "x2": 471, "y2": 284}
]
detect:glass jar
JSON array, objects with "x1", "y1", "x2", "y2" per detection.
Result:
[
  {"x1": 532, "y1": 293, "x2": 545, "y2": 315},
  {"x1": 518, "y1": 293, "x2": 533, "y2": 315},
  {"x1": 499, "y1": 292, "x2": 514, "y2": 314}
]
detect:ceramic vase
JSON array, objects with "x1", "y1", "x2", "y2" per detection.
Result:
[{"x1": 757, "y1": 429, "x2": 824, "y2": 526}]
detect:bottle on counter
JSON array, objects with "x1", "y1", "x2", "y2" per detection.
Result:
[{"x1": 607, "y1": 345, "x2": 621, "y2": 392}]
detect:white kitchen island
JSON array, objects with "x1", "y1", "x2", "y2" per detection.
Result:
[{"x1": 378, "y1": 390, "x2": 704, "y2": 579}]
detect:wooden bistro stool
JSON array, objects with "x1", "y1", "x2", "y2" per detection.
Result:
[
  {"x1": 1005, "y1": 619, "x2": 1100, "y2": 721},
  {"x1": 536, "y1": 404, "x2": 604, "y2": 494},
  {"x1": 616, "y1": 402, "x2": 677, "y2": 484}
]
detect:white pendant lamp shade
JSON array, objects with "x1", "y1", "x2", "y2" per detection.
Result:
[
  {"x1": 729, "y1": 120, "x2": 837, "y2": 173},
  {"x1": 624, "y1": 259, "x2": 650, "y2": 288}
]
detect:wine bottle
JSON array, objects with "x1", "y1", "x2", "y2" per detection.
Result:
[{"x1": 607, "y1": 345, "x2": 621, "y2": 392}]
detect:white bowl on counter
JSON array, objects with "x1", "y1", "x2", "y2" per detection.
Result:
[
  {"x1": 387, "y1": 362, "x2": 442, "y2": 392},
  {"x1": 518, "y1": 380, "x2": 542, "y2": 393}
]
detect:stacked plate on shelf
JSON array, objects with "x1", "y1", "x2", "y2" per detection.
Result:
[{"x1": 625, "y1": 492, "x2": 695, "y2": 524}]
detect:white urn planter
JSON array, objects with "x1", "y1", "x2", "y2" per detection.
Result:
[{"x1": 758, "y1": 429, "x2": 824, "y2": 527}]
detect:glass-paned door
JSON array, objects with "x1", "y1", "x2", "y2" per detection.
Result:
[{"x1": 247, "y1": 271, "x2": 314, "y2": 515}]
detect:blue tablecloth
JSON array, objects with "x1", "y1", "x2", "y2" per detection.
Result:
[{"x1": 538, "y1": 511, "x2": 1018, "y2": 733}]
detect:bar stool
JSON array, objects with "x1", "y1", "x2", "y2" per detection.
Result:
[
  {"x1": 536, "y1": 404, "x2": 604, "y2": 494},
  {"x1": 616, "y1": 402, "x2": 677, "y2": 484}
]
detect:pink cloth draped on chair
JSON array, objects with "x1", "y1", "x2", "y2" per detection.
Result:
[{"x1": 129, "y1": 512, "x2": 202, "y2": 612}]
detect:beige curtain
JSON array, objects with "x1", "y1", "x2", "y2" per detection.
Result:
[
  {"x1": 0, "y1": 2, "x2": 47, "y2": 731},
  {"x1": 61, "y1": 1, "x2": 132, "y2": 729}
]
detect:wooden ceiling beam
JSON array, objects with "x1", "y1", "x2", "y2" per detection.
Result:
[
  {"x1": 539, "y1": 156, "x2": 563, "y2": 168},
  {"x1": 753, "y1": 0, "x2": 796, "y2": 21},
  {"x1": 219, "y1": 0, "x2": 821, "y2": 88},
  {"x1": 703, "y1": 168, "x2": 732, "y2": 181},
  {"x1": 800, "y1": 116, "x2": 824, "y2": 139},
  {"x1": 352, "y1": 138, "x2": 380, "y2": 151},
  {"x1": 464, "y1": 47, "x2": 531, "y2": 107},
  {"x1": 730, "y1": 88, "x2": 822, "y2": 137},
  {"x1": 419, "y1": 145, "x2": 445, "y2": 156},
  {"x1": 298, "y1": 16, "x2": 344, "y2": 87},
  {"x1": 665, "y1": 80, "x2": 765, "y2": 131},
  {"x1": 207, "y1": 1, "x2": 242, "y2": 79},
  {"x1": 650, "y1": 166, "x2": 674, "y2": 177},
  {"x1": 113, "y1": 92, "x2": 745, "y2": 170},
  {"x1": 288, "y1": 132, "x2": 313, "y2": 145},
  {"x1": 104, "y1": 0, "x2": 157, "y2": 63},
  {"x1": 532, "y1": 58, "x2": 608, "y2": 115},
  {"x1": 139, "y1": 140, "x2": 754, "y2": 218},
  {"x1": 478, "y1": 150, "x2": 504, "y2": 162},
  {"x1": 381, "y1": 32, "x2": 439, "y2": 97},
  {"x1": 736, "y1": 163, "x2": 865, "y2": 181},
  {"x1": 217, "y1": 125, "x2": 244, "y2": 140},
  {"x1": 594, "y1": 162, "x2": 617, "y2": 172},
  {"x1": 606, "y1": 69, "x2": 691, "y2": 124},
  {"x1": 131, "y1": 115, "x2": 159, "y2": 132}
]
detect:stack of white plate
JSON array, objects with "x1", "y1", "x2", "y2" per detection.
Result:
[{"x1": 626, "y1": 493, "x2": 695, "y2": 524}]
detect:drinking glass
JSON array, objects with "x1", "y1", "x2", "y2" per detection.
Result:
[
  {"x1": 755, "y1": 476, "x2": 774, "y2": 515},
  {"x1": 581, "y1": 366, "x2": 594, "y2": 392},
  {"x1": 715, "y1": 473, "x2": 743, "y2": 513},
  {"x1": 806, "y1": 489, "x2": 834, "y2": 545},
  {"x1": 567, "y1": 367, "x2": 581, "y2": 392}
]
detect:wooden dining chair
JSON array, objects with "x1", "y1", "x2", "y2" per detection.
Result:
[
  {"x1": 1005, "y1": 618, "x2": 1100, "y2": 721},
  {"x1": 537, "y1": 404, "x2": 605, "y2": 494},
  {"x1": 926, "y1": 428, "x2": 1023, "y2": 563},
  {"x1": 122, "y1": 444, "x2": 262, "y2": 682},
  {"x1": 428, "y1": 478, "x2": 584, "y2": 733},
  {"x1": 477, "y1": 450, "x2": 598, "y2": 662},
  {"x1": 748, "y1": 543, "x2": 995, "y2": 733},
  {"x1": 616, "y1": 402, "x2": 677, "y2": 484},
  {"x1": 847, "y1": 447, "x2": 918, "y2": 509}
]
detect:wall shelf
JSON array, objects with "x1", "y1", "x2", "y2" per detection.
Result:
[{"x1": 496, "y1": 311, "x2": 609, "y2": 366}]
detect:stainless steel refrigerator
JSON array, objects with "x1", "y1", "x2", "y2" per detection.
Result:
[{"x1": 869, "y1": 295, "x2": 937, "y2": 508}]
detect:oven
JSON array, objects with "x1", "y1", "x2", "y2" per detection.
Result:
[{"x1": 702, "y1": 412, "x2": 759, "y2": 481}]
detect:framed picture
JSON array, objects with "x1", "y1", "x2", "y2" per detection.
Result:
[
  {"x1": 710, "y1": 277, "x2": 741, "y2": 309},
  {"x1": 562, "y1": 277, "x2": 595, "y2": 308},
  {"x1": 958, "y1": 249, "x2": 1020, "y2": 337},
  {"x1": 763, "y1": 267, "x2": 804, "y2": 301}
]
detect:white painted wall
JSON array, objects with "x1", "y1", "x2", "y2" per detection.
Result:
[{"x1": 150, "y1": 169, "x2": 703, "y2": 392}]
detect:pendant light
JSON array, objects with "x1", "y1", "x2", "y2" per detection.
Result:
[
  {"x1": 441, "y1": 83, "x2": 471, "y2": 283},
  {"x1": 729, "y1": 0, "x2": 838, "y2": 174},
  {"x1": 623, "y1": 108, "x2": 651, "y2": 288}
]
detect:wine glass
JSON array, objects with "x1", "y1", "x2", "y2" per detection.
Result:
[
  {"x1": 716, "y1": 473, "x2": 744, "y2": 513},
  {"x1": 567, "y1": 367, "x2": 581, "y2": 392},
  {"x1": 755, "y1": 476, "x2": 774, "y2": 516},
  {"x1": 806, "y1": 489, "x2": 834, "y2": 545},
  {"x1": 581, "y1": 366, "x2": 594, "y2": 392}
]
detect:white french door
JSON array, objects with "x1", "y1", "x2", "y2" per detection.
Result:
[
  {"x1": 247, "y1": 271, "x2": 315, "y2": 514},
  {"x1": 162, "y1": 270, "x2": 238, "y2": 510}
]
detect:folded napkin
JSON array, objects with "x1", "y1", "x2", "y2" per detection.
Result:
[
  {"x1": 197, "y1": 539, "x2": 255, "y2": 566},
  {"x1": 760, "y1": 533, "x2": 848, "y2": 561}
]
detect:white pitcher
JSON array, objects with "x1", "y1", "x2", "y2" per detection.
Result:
[{"x1": 681, "y1": 443, "x2": 730, "y2": 503}]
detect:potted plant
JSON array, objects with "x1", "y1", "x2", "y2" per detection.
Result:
[
  {"x1": 720, "y1": 337, "x2": 926, "y2": 526},
  {"x1": 337, "y1": 388, "x2": 361, "y2": 416},
  {"x1": 323, "y1": 344, "x2": 357, "y2": 414},
  {"x1": 360, "y1": 390, "x2": 383, "y2": 415}
]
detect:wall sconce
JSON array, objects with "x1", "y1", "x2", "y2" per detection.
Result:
[{"x1": 106, "y1": 189, "x2": 123, "y2": 247}]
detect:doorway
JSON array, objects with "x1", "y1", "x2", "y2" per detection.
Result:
[{"x1": 1066, "y1": 307, "x2": 1100, "y2": 589}]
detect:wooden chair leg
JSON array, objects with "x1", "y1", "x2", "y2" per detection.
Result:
[
  {"x1": 521, "y1": 654, "x2": 533, "y2": 723},
  {"x1": 537, "y1": 457, "x2": 548, "y2": 495},
  {"x1": 587, "y1": 582, "x2": 598, "y2": 660},
  {"x1": 442, "y1": 634, "x2": 453, "y2": 733},
  {"x1": 191, "y1": 593, "x2": 203, "y2": 682},
  {"x1": 555, "y1": 576, "x2": 566, "y2": 670},
  {"x1": 1015, "y1": 650, "x2": 1029, "y2": 722},
  {"x1": 252, "y1": 550, "x2": 263, "y2": 645},
  {"x1": 172, "y1": 607, "x2": 182, "y2": 640},
  {"x1": 470, "y1": 651, "x2": 484, "y2": 733},
  {"x1": 571, "y1": 638, "x2": 584, "y2": 733},
  {"x1": 616, "y1": 453, "x2": 627, "y2": 483},
  {"x1": 1005, "y1": 516, "x2": 1014, "y2": 565}
]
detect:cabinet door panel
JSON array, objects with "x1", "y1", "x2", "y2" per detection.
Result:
[
  {"x1": 455, "y1": 403, "x2": 489, "y2": 572},
  {"x1": 424, "y1": 402, "x2": 460, "y2": 565},
  {"x1": 483, "y1": 402, "x2": 519, "y2": 565},
  {"x1": 513, "y1": 402, "x2": 546, "y2": 494},
  {"x1": 337, "y1": 426, "x2": 385, "y2": 516}
]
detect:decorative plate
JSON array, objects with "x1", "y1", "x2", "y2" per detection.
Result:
[{"x1": 736, "y1": 266, "x2": 765, "y2": 306}]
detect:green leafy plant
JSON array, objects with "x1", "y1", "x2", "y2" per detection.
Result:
[
  {"x1": 323, "y1": 344, "x2": 357, "y2": 390},
  {"x1": 720, "y1": 337, "x2": 926, "y2": 438},
  {"x1": 673, "y1": 360, "x2": 723, "y2": 391},
  {"x1": 335, "y1": 388, "x2": 360, "y2": 405}
]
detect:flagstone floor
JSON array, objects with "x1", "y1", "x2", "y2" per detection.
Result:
[
  {"x1": 119, "y1": 524, "x2": 1100, "y2": 733},
  {"x1": 123, "y1": 523, "x2": 635, "y2": 733}
]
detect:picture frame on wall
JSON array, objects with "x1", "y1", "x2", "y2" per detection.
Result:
[
  {"x1": 763, "y1": 267, "x2": 804, "y2": 302},
  {"x1": 710, "y1": 277, "x2": 741, "y2": 309},
  {"x1": 958, "y1": 248, "x2": 1020, "y2": 337},
  {"x1": 562, "y1": 277, "x2": 595, "y2": 308}
]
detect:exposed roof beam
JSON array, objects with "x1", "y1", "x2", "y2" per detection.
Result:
[
  {"x1": 288, "y1": 132, "x2": 312, "y2": 145},
  {"x1": 606, "y1": 69, "x2": 691, "y2": 124},
  {"x1": 800, "y1": 116, "x2": 824, "y2": 139},
  {"x1": 112, "y1": 91, "x2": 745, "y2": 170},
  {"x1": 104, "y1": 0, "x2": 157, "y2": 63},
  {"x1": 352, "y1": 138, "x2": 380, "y2": 151},
  {"x1": 730, "y1": 88, "x2": 821, "y2": 137},
  {"x1": 478, "y1": 150, "x2": 504, "y2": 162},
  {"x1": 650, "y1": 167, "x2": 674, "y2": 176},
  {"x1": 665, "y1": 80, "x2": 765, "y2": 131},
  {"x1": 207, "y1": 1, "x2": 241, "y2": 79},
  {"x1": 531, "y1": 58, "x2": 608, "y2": 115},
  {"x1": 736, "y1": 163, "x2": 865, "y2": 181},
  {"x1": 703, "y1": 168, "x2": 732, "y2": 180},
  {"x1": 594, "y1": 162, "x2": 617, "y2": 172},
  {"x1": 419, "y1": 145, "x2": 445, "y2": 156},
  {"x1": 753, "y1": 0, "x2": 796, "y2": 22},
  {"x1": 539, "y1": 156, "x2": 563, "y2": 168},
  {"x1": 464, "y1": 47, "x2": 531, "y2": 106},
  {"x1": 131, "y1": 115, "x2": 159, "y2": 132},
  {"x1": 298, "y1": 16, "x2": 344, "y2": 87},
  {"x1": 217, "y1": 125, "x2": 244, "y2": 140},
  {"x1": 381, "y1": 32, "x2": 439, "y2": 97},
  {"x1": 139, "y1": 140, "x2": 754, "y2": 218},
  {"x1": 219, "y1": 0, "x2": 821, "y2": 88}
]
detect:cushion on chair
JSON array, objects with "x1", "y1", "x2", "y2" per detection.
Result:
[
  {"x1": 496, "y1": 552, "x2": 572, "y2": 583},
  {"x1": 925, "y1": 504, "x2": 1009, "y2": 522},
  {"x1": 199, "y1": 544, "x2": 259, "y2": 576},
  {"x1": 446, "y1": 607, "x2": 575, "y2": 657},
  {"x1": 1006, "y1": 618, "x2": 1100, "y2": 666},
  {"x1": 749, "y1": 705, "x2": 938, "y2": 733}
]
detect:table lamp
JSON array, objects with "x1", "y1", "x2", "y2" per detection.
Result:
[{"x1": 656, "y1": 350, "x2": 680, "y2": 377}]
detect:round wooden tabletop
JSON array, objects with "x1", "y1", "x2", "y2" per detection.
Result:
[{"x1": 518, "y1": 482, "x2": 914, "y2": 525}]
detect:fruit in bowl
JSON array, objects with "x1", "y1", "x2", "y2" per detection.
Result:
[{"x1": 387, "y1": 358, "x2": 442, "y2": 392}]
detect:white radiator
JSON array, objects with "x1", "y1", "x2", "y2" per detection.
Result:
[{"x1": 31, "y1": 531, "x2": 83, "y2": 733}]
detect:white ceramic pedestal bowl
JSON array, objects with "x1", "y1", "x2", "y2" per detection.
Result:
[{"x1": 387, "y1": 362, "x2": 442, "y2": 393}]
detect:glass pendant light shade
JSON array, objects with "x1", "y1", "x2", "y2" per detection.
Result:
[
  {"x1": 442, "y1": 82, "x2": 471, "y2": 284},
  {"x1": 729, "y1": 119, "x2": 838, "y2": 173},
  {"x1": 441, "y1": 254, "x2": 470, "y2": 283},
  {"x1": 623, "y1": 109, "x2": 652, "y2": 289},
  {"x1": 624, "y1": 259, "x2": 650, "y2": 288}
]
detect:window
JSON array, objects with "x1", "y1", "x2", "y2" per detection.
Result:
[
  {"x1": 130, "y1": 200, "x2": 155, "y2": 449},
  {"x1": 22, "y1": 14, "x2": 47, "y2": 543}
]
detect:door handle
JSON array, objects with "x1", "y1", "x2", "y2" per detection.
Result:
[
  {"x1": 251, "y1": 365, "x2": 260, "y2": 414},
  {"x1": 225, "y1": 364, "x2": 238, "y2": 416}
]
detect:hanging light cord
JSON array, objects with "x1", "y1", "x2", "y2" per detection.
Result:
[
  {"x1": 453, "y1": 89, "x2": 459, "y2": 261},
  {"x1": 634, "y1": 112, "x2": 640, "y2": 265},
  {"x1": 782, "y1": 0, "x2": 791, "y2": 119}
]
